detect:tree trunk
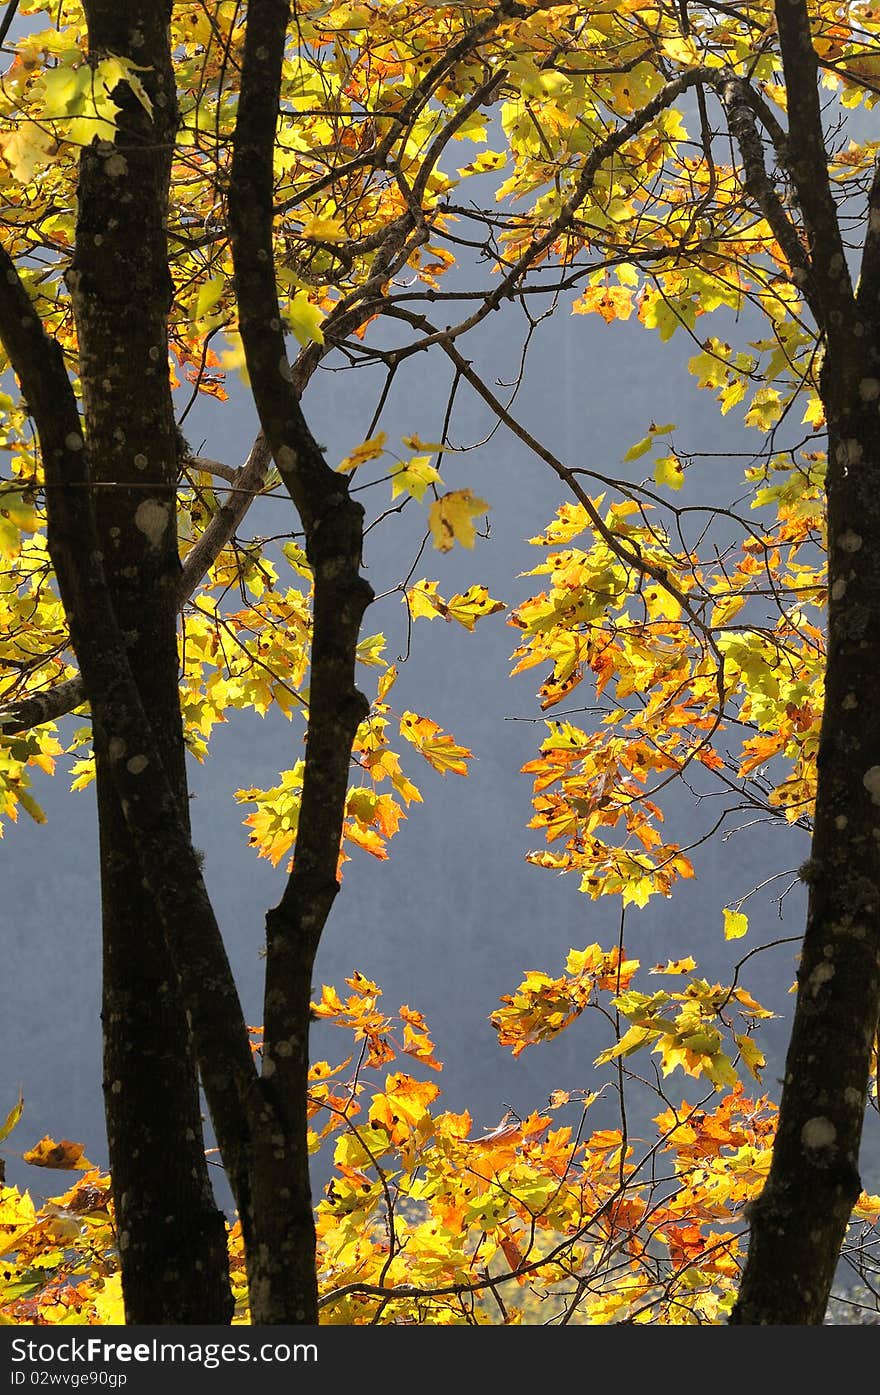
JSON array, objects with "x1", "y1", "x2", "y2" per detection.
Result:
[
  {"x1": 732, "y1": 392, "x2": 880, "y2": 1322},
  {"x1": 226, "y1": 0, "x2": 375, "y2": 1321},
  {"x1": 235, "y1": 965, "x2": 319, "y2": 1324},
  {"x1": 70, "y1": 0, "x2": 232, "y2": 1323}
]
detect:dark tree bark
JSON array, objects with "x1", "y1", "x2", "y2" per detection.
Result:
[
  {"x1": 732, "y1": 413, "x2": 880, "y2": 1323},
  {"x1": 729, "y1": 0, "x2": 880, "y2": 1324},
  {"x1": 64, "y1": 1, "x2": 233, "y2": 1323},
  {"x1": 227, "y1": 0, "x2": 373, "y2": 1323}
]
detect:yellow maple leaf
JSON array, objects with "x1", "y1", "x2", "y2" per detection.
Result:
[
  {"x1": 39, "y1": 59, "x2": 91, "y2": 116},
  {"x1": 407, "y1": 579, "x2": 444, "y2": 620},
  {"x1": 376, "y1": 663, "x2": 397, "y2": 702},
  {"x1": 735, "y1": 1033, "x2": 765, "y2": 1080},
  {"x1": 22, "y1": 1136, "x2": 94, "y2": 1170},
  {"x1": 654, "y1": 454, "x2": 684, "y2": 490},
  {"x1": 0, "y1": 1092, "x2": 23, "y2": 1145},
  {"x1": 853, "y1": 1191, "x2": 880, "y2": 1223},
  {"x1": 661, "y1": 34, "x2": 702, "y2": 66},
  {"x1": 300, "y1": 215, "x2": 346, "y2": 241},
  {"x1": 285, "y1": 291, "x2": 325, "y2": 347},
  {"x1": 337, "y1": 432, "x2": 387, "y2": 473},
  {"x1": 369, "y1": 1072, "x2": 440, "y2": 1144},
  {"x1": 650, "y1": 957, "x2": 697, "y2": 975},
  {"x1": 345, "y1": 822, "x2": 389, "y2": 859},
  {"x1": 444, "y1": 585, "x2": 505, "y2": 630},
  {"x1": 406, "y1": 580, "x2": 504, "y2": 630},
  {"x1": 0, "y1": 122, "x2": 56, "y2": 183},
  {"x1": 93, "y1": 1274, "x2": 125, "y2": 1325},
  {"x1": 400, "y1": 711, "x2": 472, "y2": 776},
  {"x1": 428, "y1": 489, "x2": 489, "y2": 551},
  {"x1": 390, "y1": 455, "x2": 442, "y2": 500},
  {"x1": 311, "y1": 984, "x2": 345, "y2": 1019}
]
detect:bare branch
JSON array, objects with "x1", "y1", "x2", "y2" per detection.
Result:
[
  {"x1": 0, "y1": 1, "x2": 19, "y2": 47},
  {"x1": 188, "y1": 454, "x2": 240, "y2": 485},
  {"x1": 386, "y1": 304, "x2": 721, "y2": 665},
  {"x1": 180, "y1": 435, "x2": 272, "y2": 603}
]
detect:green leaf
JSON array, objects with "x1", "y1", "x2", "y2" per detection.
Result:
[{"x1": 0, "y1": 1092, "x2": 23, "y2": 1145}]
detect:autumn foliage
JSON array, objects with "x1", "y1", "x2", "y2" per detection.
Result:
[
  {"x1": 4, "y1": 966, "x2": 877, "y2": 1326},
  {"x1": 3, "y1": 0, "x2": 880, "y2": 1324}
]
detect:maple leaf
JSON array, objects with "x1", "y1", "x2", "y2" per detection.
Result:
[
  {"x1": 0, "y1": 1092, "x2": 23, "y2": 1145},
  {"x1": 22, "y1": 1137, "x2": 94, "y2": 1171},
  {"x1": 390, "y1": 455, "x2": 442, "y2": 500},
  {"x1": 623, "y1": 423, "x2": 676, "y2": 462},
  {"x1": 654, "y1": 454, "x2": 684, "y2": 490},
  {"x1": 399, "y1": 711, "x2": 472, "y2": 776},
  {"x1": 285, "y1": 292, "x2": 325, "y2": 347},
  {"x1": 300, "y1": 214, "x2": 346, "y2": 241},
  {"x1": 651, "y1": 957, "x2": 697, "y2": 975},
  {"x1": 336, "y1": 432, "x2": 387, "y2": 473},
  {"x1": 0, "y1": 123, "x2": 56, "y2": 183},
  {"x1": 428, "y1": 489, "x2": 489, "y2": 551},
  {"x1": 369, "y1": 1073, "x2": 440, "y2": 1146},
  {"x1": 498, "y1": 1231, "x2": 527, "y2": 1283},
  {"x1": 406, "y1": 579, "x2": 504, "y2": 630},
  {"x1": 572, "y1": 284, "x2": 634, "y2": 323}
]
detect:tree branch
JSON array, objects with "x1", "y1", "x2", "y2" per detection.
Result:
[
  {"x1": 0, "y1": 434, "x2": 273, "y2": 733},
  {"x1": 0, "y1": 1, "x2": 18, "y2": 48},
  {"x1": 772, "y1": 0, "x2": 856, "y2": 337},
  {"x1": 386, "y1": 304, "x2": 722, "y2": 668},
  {"x1": 0, "y1": 675, "x2": 89, "y2": 733},
  {"x1": 736, "y1": 77, "x2": 790, "y2": 160},
  {"x1": 229, "y1": 0, "x2": 373, "y2": 950},
  {"x1": 180, "y1": 434, "x2": 272, "y2": 603},
  {"x1": 714, "y1": 69, "x2": 821, "y2": 324},
  {"x1": 856, "y1": 160, "x2": 880, "y2": 320}
]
